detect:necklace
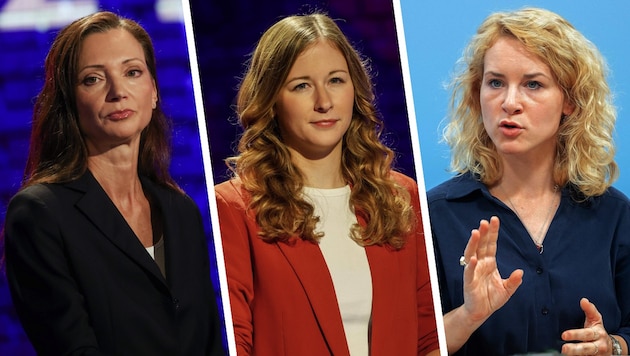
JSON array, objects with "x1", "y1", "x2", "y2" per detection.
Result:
[{"x1": 499, "y1": 184, "x2": 559, "y2": 254}]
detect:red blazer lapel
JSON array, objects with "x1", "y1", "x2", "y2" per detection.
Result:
[{"x1": 276, "y1": 239, "x2": 351, "y2": 356}]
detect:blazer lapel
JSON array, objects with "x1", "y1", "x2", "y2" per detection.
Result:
[
  {"x1": 68, "y1": 172, "x2": 168, "y2": 290},
  {"x1": 277, "y1": 239, "x2": 350, "y2": 356}
]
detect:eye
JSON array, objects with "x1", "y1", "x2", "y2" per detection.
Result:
[
  {"x1": 330, "y1": 77, "x2": 345, "y2": 84},
  {"x1": 81, "y1": 76, "x2": 100, "y2": 86},
  {"x1": 488, "y1": 79, "x2": 502, "y2": 88},
  {"x1": 127, "y1": 69, "x2": 142, "y2": 77},
  {"x1": 526, "y1": 81, "x2": 542, "y2": 89},
  {"x1": 292, "y1": 82, "x2": 309, "y2": 91}
]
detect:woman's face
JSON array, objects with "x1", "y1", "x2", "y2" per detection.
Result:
[
  {"x1": 275, "y1": 39, "x2": 355, "y2": 161},
  {"x1": 75, "y1": 28, "x2": 157, "y2": 155},
  {"x1": 480, "y1": 36, "x2": 573, "y2": 161}
]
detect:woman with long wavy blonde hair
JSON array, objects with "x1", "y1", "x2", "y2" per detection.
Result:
[
  {"x1": 428, "y1": 7, "x2": 630, "y2": 356},
  {"x1": 215, "y1": 12, "x2": 439, "y2": 356}
]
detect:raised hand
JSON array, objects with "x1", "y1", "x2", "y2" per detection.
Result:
[
  {"x1": 444, "y1": 216, "x2": 523, "y2": 353},
  {"x1": 460, "y1": 216, "x2": 524, "y2": 323}
]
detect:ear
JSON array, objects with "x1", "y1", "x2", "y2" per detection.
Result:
[
  {"x1": 152, "y1": 81, "x2": 158, "y2": 109},
  {"x1": 562, "y1": 99, "x2": 575, "y2": 117}
]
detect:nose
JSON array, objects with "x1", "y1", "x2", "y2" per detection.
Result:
[
  {"x1": 314, "y1": 86, "x2": 332, "y2": 113},
  {"x1": 106, "y1": 78, "x2": 128, "y2": 102},
  {"x1": 501, "y1": 86, "x2": 523, "y2": 115}
]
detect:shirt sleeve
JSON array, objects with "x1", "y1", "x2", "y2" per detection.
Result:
[
  {"x1": 5, "y1": 187, "x2": 108, "y2": 356},
  {"x1": 612, "y1": 196, "x2": 630, "y2": 347},
  {"x1": 407, "y1": 178, "x2": 440, "y2": 355},
  {"x1": 214, "y1": 184, "x2": 255, "y2": 356}
]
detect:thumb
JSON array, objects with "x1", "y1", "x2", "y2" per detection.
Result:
[
  {"x1": 580, "y1": 298, "x2": 602, "y2": 327},
  {"x1": 504, "y1": 269, "x2": 524, "y2": 295}
]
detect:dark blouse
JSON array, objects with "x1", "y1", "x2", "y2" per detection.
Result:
[{"x1": 428, "y1": 172, "x2": 630, "y2": 355}]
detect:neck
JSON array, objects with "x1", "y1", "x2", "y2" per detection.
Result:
[
  {"x1": 491, "y1": 159, "x2": 561, "y2": 254},
  {"x1": 88, "y1": 154, "x2": 142, "y2": 203},
  {"x1": 497, "y1": 154, "x2": 557, "y2": 197},
  {"x1": 289, "y1": 147, "x2": 345, "y2": 189}
]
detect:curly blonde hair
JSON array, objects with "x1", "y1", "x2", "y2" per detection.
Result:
[
  {"x1": 443, "y1": 7, "x2": 617, "y2": 198},
  {"x1": 227, "y1": 13, "x2": 413, "y2": 248}
]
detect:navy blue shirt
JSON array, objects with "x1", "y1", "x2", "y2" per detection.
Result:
[{"x1": 428, "y1": 173, "x2": 630, "y2": 355}]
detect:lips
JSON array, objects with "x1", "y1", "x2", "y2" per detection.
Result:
[
  {"x1": 499, "y1": 119, "x2": 522, "y2": 129},
  {"x1": 498, "y1": 119, "x2": 523, "y2": 137},
  {"x1": 311, "y1": 119, "x2": 339, "y2": 127},
  {"x1": 107, "y1": 109, "x2": 133, "y2": 120}
]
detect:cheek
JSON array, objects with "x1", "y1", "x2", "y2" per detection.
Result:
[
  {"x1": 479, "y1": 90, "x2": 493, "y2": 112},
  {"x1": 338, "y1": 89, "x2": 355, "y2": 119},
  {"x1": 75, "y1": 97, "x2": 94, "y2": 127}
]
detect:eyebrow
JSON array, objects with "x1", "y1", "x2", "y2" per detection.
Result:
[
  {"x1": 484, "y1": 71, "x2": 549, "y2": 80},
  {"x1": 285, "y1": 69, "x2": 349, "y2": 83},
  {"x1": 78, "y1": 57, "x2": 144, "y2": 72}
]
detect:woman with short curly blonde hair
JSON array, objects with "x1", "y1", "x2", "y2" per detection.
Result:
[
  {"x1": 216, "y1": 12, "x2": 439, "y2": 356},
  {"x1": 444, "y1": 7, "x2": 617, "y2": 197},
  {"x1": 428, "y1": 7, "x2": 630, "y2": 356}
]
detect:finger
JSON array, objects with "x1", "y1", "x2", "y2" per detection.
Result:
[
  {"x1": 580, "y1": 298, "x2": 603, "y2": 327},
  {"x1": 476, "y1": 219, "x2": 490, "y2": 258},
  {"x1": 483, "y1": 216, "x2": 500, "y2": 260},
  {"x1": 504, "y1": 269, "x2": 524, "y2": 295},
  {"x1": 561, "y1": 341, "x2": 600, "y2": 356},
  {"x1": 463, "y1": 227, "x2": 481, "y2": 265},
  {"x1": 462, "y1": 255, "x2": 478, "y2": 285}
]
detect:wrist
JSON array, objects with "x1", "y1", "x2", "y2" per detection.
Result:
[{"x1": 610, "y1": 334, "x2": 622, "y2": 355}]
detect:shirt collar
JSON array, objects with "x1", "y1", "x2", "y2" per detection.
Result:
[{"x1": 443, "y1": 172, "x2": 490, "y2": 200}]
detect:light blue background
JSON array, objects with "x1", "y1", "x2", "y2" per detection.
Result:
[{"x1": 400, "y1": 0, "x2": 630, "y2": 194}]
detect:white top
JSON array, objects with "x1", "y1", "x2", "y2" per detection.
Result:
[
  {"x1": 304, "y1": 185, "x2": 373, "y2": 356},
  {"x1": 146, "y1": 245, "x2": 155, "y2": 259}
]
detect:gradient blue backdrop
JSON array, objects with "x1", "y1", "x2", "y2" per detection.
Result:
[
  {"x1": 400, "y1": 0, "x2": 630, "y2": 193},
  {"x1": 0, "y1": 1, "x2": 224, "y2": 353},
  {"x1": 0, "y1": 0, "x2": 417, "y2": 353}
]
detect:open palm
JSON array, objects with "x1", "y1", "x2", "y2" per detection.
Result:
[{"x1": 461, "y1": 216, "x2": 523, "y2": 324}]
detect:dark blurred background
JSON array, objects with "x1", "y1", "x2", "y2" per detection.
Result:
[
  {"x1": 190, "y1": 0, "x2": 415, "y2": 184},
  {"x1": 0, "y1": 0, "x2": 414, "y2": 354}
]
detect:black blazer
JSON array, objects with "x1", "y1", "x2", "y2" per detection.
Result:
[{"x1": 4, "y1": 171, "x2": 225, "y2": 355}]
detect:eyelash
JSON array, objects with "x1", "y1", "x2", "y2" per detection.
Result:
[
  {"x1": 127, "y1": 69, "x2": 142, "y2": 77},
  {"x1": 486, "y1": 79, "x2": 543, "y2": 89},
  {"x1": 291, "y1": 77, "x2": 346, "y2": 91},
  {"x1": 82, "y1": 76, "x2": 99, "y2": 86},
  {"x1": 80, "y1": 68, "x2": 143, "y2": 86}
]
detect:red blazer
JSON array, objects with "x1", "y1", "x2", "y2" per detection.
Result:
[{"x1": 215, "y1": 171, "x2": 439, "y2": 355}]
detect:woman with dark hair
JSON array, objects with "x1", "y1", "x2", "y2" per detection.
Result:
[
  {"x1": 4, "y1": 11, "x2": 224, "y2": 355},
  {"x1": 215, "y1": 13, "x2": 440, "y2": 356}
]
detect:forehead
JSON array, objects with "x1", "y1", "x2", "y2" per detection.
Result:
[
  {"x1": 79, "y1": 28, "x2": 145, "y2": 63},
  {"x1": 290, "y1": 40, "x2": 348, "y2": 71},
  {"x1": 483, "y1": 36, "x2": 551, "y2": 73}
]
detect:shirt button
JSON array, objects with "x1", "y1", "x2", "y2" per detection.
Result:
[
  {"x1": 541, "y1": 308, "x2": 549, "y2": 315},
  {"x1": 536, "y1": 267, "x2": 543, "y2": 274},
  {"x1": 172, "y1": 298, "x2": 180, "y2": 310}
]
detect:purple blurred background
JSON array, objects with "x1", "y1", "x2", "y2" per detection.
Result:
[{"x1": 0, "y1": 0, "x2": 414, "y2": 353}]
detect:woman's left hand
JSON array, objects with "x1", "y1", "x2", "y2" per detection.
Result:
[{"x1": 561, "y1": 298, "x2": 609, "y2": 355}]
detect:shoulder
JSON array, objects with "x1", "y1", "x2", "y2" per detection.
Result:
[
  {"x1": 215, "y1": 177, "x2": 250, "y2": 206},
  {"x1": 587, "y1": 185, "x2": 630, "y2": 212},
  {"x1": 427, "y1": 173, "x2": 480, "y2": 203},
  {"x1": 389, "y1": 170, "x2": 418, "y2": 193},
  {"x1": 8, "y1": 183, "x2": 67, "y2": 212},
  {"x1": 603, "y1": 186, "x2": 630, "y2": 204}
]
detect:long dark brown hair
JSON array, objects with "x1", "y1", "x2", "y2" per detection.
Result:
[{"x1": 23, "y1": 11, "x2": 180, "y2": 192}]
